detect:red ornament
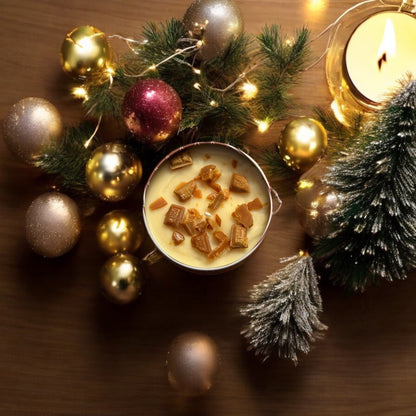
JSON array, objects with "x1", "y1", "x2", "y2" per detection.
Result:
[{"x1": 122, "y1": 79, "x2": 182, "y2": 146}]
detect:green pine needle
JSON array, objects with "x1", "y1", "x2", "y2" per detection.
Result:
[
  {"x1": 34, "y1": 123, "x2": 100, "y2": 195},
  {"x1": 314, "y1": 107, "x2": 365, "y2": 159},
  {"x1": 253, "y1": 26, "x2": 310, "y2": 121},
  {"x1": 262, "y1": 144, "x2": 297, "y2": 181}
]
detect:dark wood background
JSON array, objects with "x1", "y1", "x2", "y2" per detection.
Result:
[{"x1": 1, "y1": 1, "x2": 415, "y2": 415}]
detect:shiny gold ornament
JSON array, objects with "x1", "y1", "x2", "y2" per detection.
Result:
[
  {"x1": 166, "y1": 331, "x2": 219, "y2": 397},
  {"x1": 97, "y1": 209, "x2": 144, "y2": 255},
  {"x1": 60, "y1": 25, "x2": 113, "y2": 81},
  {"x1": 296, "y1": 163, "x2": 340, "y2": 238},
  {"x1": 100, "y1": 253, "x2": 144, "y2": 304},
  {"x1": 278, "y1": 117, "x2": 328, "y2": 172},
  {"x1": 85, "y1": 143, "x2": 142, "y2": 202},
  {"x1": 25, "y1": 192, "x2": 81, "y2": 257},
  {"x1": 183, "y1": 0, "x2": 244, "y2": 61},
  {"x1": 2, "y1": 97, "x2": 63, "y2": 164}
]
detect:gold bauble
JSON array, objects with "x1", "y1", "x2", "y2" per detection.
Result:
[
  {"x1": 25, "y1": 192, "x2": 81, "y2": 257},
  {"x1": 278, "y1": 117, "x2": 328, "y2": 172},
  {"x1": 183, "y1": 0, "x2": 244, "y2": 61},
  {"x1": 85, "y1": 143, "x2": 142, "y2": 202},
  {"x1": 296, "y1": 163, "x2": 340, "y2": 238},
  {"x1": 2, "y1": 97, "x2": 63, "y2": 164},
  {"x1": 166, "y1": 332, "x2": 219, "y2": 397},
  {"x1": 97, "y1": 209, "x2": 144, "y2": 255},
  {"x1": 100, "y1": 253, "x2": 144, "y2": 304},
  {"x1": 60, "y1": 25, "x2": 112, "y2": 81}
]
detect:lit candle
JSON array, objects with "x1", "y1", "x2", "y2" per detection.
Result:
[{"x1": 343, "y1": 11, "x2": 416, "y2": 104}]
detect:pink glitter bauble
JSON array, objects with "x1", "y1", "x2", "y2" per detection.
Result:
[{"x1": 122, "y1": 79, "x2": 182, "y2": 146}]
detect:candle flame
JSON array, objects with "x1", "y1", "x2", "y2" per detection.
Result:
[{"x1": 377, "y1": 18, "x2": 396, "y2": 70}]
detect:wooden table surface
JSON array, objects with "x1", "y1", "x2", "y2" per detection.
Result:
[{"x1": 1, "y1": 1, "x2": 416, "y2": 415}]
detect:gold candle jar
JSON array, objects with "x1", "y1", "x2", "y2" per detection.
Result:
[{"x1": 326, "y1": 0, "x2": 416, "y2": 123}]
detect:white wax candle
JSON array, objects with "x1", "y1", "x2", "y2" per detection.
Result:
[{"x1": 344, "y1": 11, "x2": 416, "y2": 103}]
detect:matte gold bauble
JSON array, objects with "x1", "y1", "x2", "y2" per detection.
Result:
[
  {"x1": 183, "y1": 0, "x2": 244, "y2": 61},
  {"x1": 25, "y1": 192, "x2": 81, "y2": 257},
  {"x1": 2, "y1": 97, "x2": 63, "y2": 164},
  {"x1": 85, "y1": 143, "x2": 142, "y2": 201},
  {"x1": 97, "y1": 209, "x2": 144, "y2": 255},
  {"x1": 100, "y1": 253, "x2": 144, "y2": 304},
  {"x1": 278, "y1": 117, "x2": 328, "y2": 172},
  {"x1": 60, "y1": 25, "x2": 112, "y2": 81},
  {"x1": 166, "y1": 331, "x2": 219, "y2": 397},
  {"x1": 296, "y1": 164, "x2": 340, "y2": 238}
]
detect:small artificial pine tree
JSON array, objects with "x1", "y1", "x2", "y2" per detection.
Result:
[
  {"x1": 241, "y1": 252, "x2": 327, "y2": 364},
  {"x1": 314, "y1": 79, "x2": 416, "y2": 292}
]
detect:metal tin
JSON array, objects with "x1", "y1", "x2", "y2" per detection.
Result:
[{"x1": 142, "y1": 142, "x2": 281, "y2": 275}]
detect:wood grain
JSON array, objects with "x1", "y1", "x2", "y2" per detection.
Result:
[{"x1": 0, "y1": 1, "x2": 415, "y2": 415}]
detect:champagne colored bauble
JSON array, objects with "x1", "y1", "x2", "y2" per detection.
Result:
[
  {"x1": 97, "y1": 209, "x2": 144, "y2": 255},
  {"x1": 3, "y1": 97, "x2": 63, "y2": 164},
  {"x1": 278, "y1": 117, "x2": 328, "y2": 173},
  {"x1": 25, "y1": 192, "x2": 81, "y2": 258},
  {"x1": 85, "y1": 143, "x2": 142, "y2": 201},
  {"x1": 122, "y1": 79, "x2": 182, "y2": 147},
  {"x1": 61, "y1": 25, "x2": 112, "y2": 81},
  {"x1": 183, "y1": 0, "x2": 244, "y2": 61},
  {"x1": 166, "y1": 331, "x2": 219, "y2": 397},
  {"x1": 100, "y1": 253, "x2": 145, "y2": 304},
  {"x1": 296, "y1": 164, "x2": 340, "y2": 238}
]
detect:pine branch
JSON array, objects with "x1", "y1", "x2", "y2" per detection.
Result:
[
  {"x1": 252, "y1": 26, "x2": 310, "y2": 122},
  {"x1": 83, "y1": 72, "x2": 126, "y2": 119},
  {"x1": 34, "y1": 122, "x2": 101, "y2": 195},
  {"x1": 314, "y1": 80, "x2": 416, "y2": 291},
  {"x1": 314, "y1": 107, "x2": 365, "y2": 159},
  {"x1": 141, "y1": 19, "x2": 187, "y2": 57},
  {"x1": 261, "y1": 143, "x2": 297, "y2": 180},
  {"x1": 77, "y1": 20, "x2": 310, "y2": 144},
  {"x1": 241, "y1": 252, "x2": 327, "y2": 364},
  {"x1": 203, "y1": 33, "x2": 253, "y2": 84},
  {"x1": 179, "y1": 81, "x2": 251, "y2": 137}
]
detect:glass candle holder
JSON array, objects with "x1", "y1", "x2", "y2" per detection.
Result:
[{"x1": 326, "y1": 0, "x2": 416, "y2": 123}]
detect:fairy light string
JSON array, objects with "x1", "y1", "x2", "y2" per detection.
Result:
[{"x1": 70, "y1": 17, "x2": 312, "y2": 141}]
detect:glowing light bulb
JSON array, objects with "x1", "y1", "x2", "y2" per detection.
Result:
[
  {"x1": 240, "y1": 81, "x2": 258, "y2": 100},
  {"x1": 255, "y1": 119, "x2": 270, "y2": 133},
  {"x1": 72, "y1": 86, "x2": 89, "y2": 101}
]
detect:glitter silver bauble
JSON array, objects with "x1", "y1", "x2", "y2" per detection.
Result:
[
  {"x1": 3, "y1": 97, "x2": 63, "y2": 164},
  {"x1": 25, "y1": 192, "x2": 81, "y2": 258},
  {"x1": 183, "y1": 0, "x2": 244, "y2": 61}
]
